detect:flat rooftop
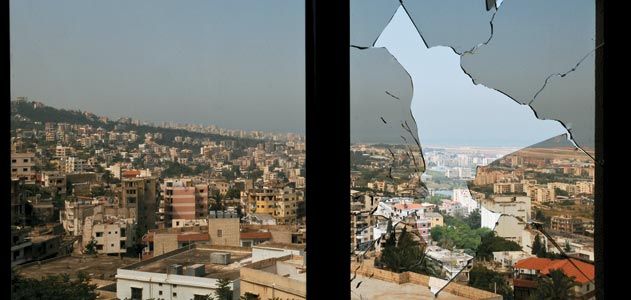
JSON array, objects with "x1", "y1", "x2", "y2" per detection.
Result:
[
  {"x1": 18, "y1": 255, "x2": 139, "y2": 281},
  {"x1": 254, "y1": 242, "x2": 305, "y2": 251},
  {"x1": 351, "y1": 275, "x2": 469, "y2": 300},
  {"x1": 128, "y1": 247, "x2": 251, "y2": 280}
]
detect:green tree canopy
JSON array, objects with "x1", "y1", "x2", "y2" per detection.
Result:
[
  {"x1": 531, "y1": 269, "x2": 578, "y2": 300},
  {"x1": 11, "y1": 270, "x2": 97, "y2": 300},
  {"x1": 469, "y1": 265, "x2": 514, "y2": 300},
  {"x1": 476, "y1": 231, "x2": 523, "y2": 260}
]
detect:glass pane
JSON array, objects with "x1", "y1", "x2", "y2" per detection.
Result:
[
  {"x1": 11, "y1": 1, "x2": 306, "y2": 299},
  {"x1": 351, "y1": 0, "x2": 596, "y2": 298}
]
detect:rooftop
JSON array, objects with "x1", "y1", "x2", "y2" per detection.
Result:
[
  {"x1": 124, "y1": 245, "x2": 252, "y2": 280},
  {"x1": 253, "y1": 242, "x2": 305, "y2": 251},
  {"x1": 17, "y1": 254, "x2": 139, "y2": 281},
  {"x1": 514, "y1": 257, "x2": 594, "y2": 284},
  {"x1": 352, "y1": 275, "x2": 469, "y2": 300}
]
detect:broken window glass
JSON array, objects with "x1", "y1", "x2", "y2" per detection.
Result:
[{"x1": 351, "y1": 0, "x2": 597, "y2": 298}]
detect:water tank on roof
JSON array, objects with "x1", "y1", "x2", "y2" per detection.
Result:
[
  {"x1": 184, "y1": 264, "x2": 205, "y2": 277},
  {"x1": 210, "y1": 252, "x2": 231, "y2": 265},
  {"x1": 168, "y1": 264, "x2": 183, "y2": 275}
]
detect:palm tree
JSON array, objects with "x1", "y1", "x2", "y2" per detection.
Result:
[{"x1": 532, "y1": 269, "x2": 578, "y2": 300}]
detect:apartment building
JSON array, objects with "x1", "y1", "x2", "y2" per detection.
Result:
[
  {"x1": 11, "y1": 152, "x2": 36, "y2": 182},
  {"x1": 162, "y1": 178, "x2": 209, "y2": 226},
  {"x1": 122, "y1": 176, "x2": 158, "y2": 233}
]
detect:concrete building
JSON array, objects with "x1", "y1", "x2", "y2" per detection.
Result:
[
  {"x1": 162, "y1": 178, "x2": 209, "y2": 226},
  {"x1": 425, "y1": 245, "x2": 474, "y2": 282},
  {"x1": 551, "y1": 215, "x2": 584, "y2": 234},
  {"x1": 11, "y1": 179, "x2": 26, "y2": 226},
  {"x1": 122, "y1": 177, "x2": 158, "y2": 233},
  {"x1": 251, "y1": 242, "x2": 305, "y2": 263},
  {"x1": 481, "y1": 196, "x2": 531, "y2": 222},
  {"x1": 11, "y1": 152, "x2": 36, "y2": 182},
  {"x1": 242, "y1": 213, "x2": 277, "y2": 226},
  {"x1": 29, "y1": 234, "x2": 61, "y2": 261},
  {"x1": 493, "y1": 182, "x2": 524, "y2": 195},
  {"x1": 62, "y1": 156, "x2": 88, "y2": 173},
  {"x1": 11, "y1": 226, "x2": 32, "y2": 267},
  {"x1": 85, "y1": 217, "x2": 136, "y2": 254},
  {"x1": 452, "y1": 188, "x2": 479, "y2": 214},
  {"x1": 40, "y1": 171, "x2": 67, "y2": 195},
  {"x1": 143, "y1": 228, "x2": 209, "y2": 257},
  {"x1": 492, "y1": 251, "x2": 532, "y2": 269},
  {"x1": 240, "y1": 232, "x2": 272, "y2": 248},
  {"x1": 349, "y1": 260, "x2": 502, "y2": 300},
  {"x1": 246, "y1": 187, "x2": 302, "y2": 225},
  {"x1": 116, "y1": 244, "x2": 250, "y2": 300},
  {"x1": 208, "y1": 211, "x2": 240, "y2": 247},
  {"x1": 513, "y1": 257, "x2": 595, "y2": 300},
  {"x1": 172, "y1": 218, "x2": 208, "y2": 228},
  {"x1": 239, "y1": 255, "x2": 306, "y2": 300}
]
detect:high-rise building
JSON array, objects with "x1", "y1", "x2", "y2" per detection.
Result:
[
  {"x1": 121, "y1": 177, "x2": 158, "y2": 234},
  {"x1": 162, "y1": 178, "x2": 209, "y2": 227}
]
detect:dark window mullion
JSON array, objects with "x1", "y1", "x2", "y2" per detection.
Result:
[{"x1": 306, "y1": 0, "x2": 350, "y2": 299}]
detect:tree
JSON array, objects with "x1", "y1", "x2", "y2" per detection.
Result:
[
  {"x1": 477, "y1": 231, "x2": 522, "y2": 260},
  {"x1": 532, "y1": 234, "x2": 547, "y2": 258},
  {"x1": 240, "y1": 293, "x2": 260, "y2": 300},
  {"x1": 11, "y1": 269, "x2": 98, "y2": 300},
  {"x1": 531, "y1": 269, "x2": 577, "y2": 300},
  {"x1": 378, "y1": 226, "x2": 436, "y2": 276},
  {"x1": 213, "y1": 277, "x2": 233, "y2": 300},
  {"x1": 84, "y1": 238, "x2": 98, "y2": 255},
  {"x1": 464, "y1": 209, "x2": 481, "y2": 229},
  {"x1": 225, "y1": 188, "x2": 241, "y2": 200},
  {"x1": 564, "y1": 240, "x2": 572, "y2": 253},
  {"x1": 384, "y1": 220, "x2": 396, "y2": 247},
  {"x1": 236, "y1": 204, "x2": 244, "y2": 219},
  {"x1": 468, "y1": 265, "x2": 514, "y2": 300}
]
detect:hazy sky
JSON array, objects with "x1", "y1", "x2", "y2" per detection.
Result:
[
  {"x1": 11, "y1": 1, "x2": 592, "y2": 147},
  {"x1": 376, "y1": 7, "x2": 567, "y2": 148},
  {"x1": 10, "y1": 0, "x2": 305, "y2": 133}
]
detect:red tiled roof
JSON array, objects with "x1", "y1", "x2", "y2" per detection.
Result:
[
  {"x1": 393, "y1": 203, "x2": 423, "y2": 210},
  {"x1": 240, "y1": 232, "x2": 273, "y2": 240},
  {"x1": 122, "y1": 170, "x2": 141, "y2": 178},
  {"x1": 177, "y1": 233, "x2": 209, "y2": 242},
  {"x1": 514, "y1": 257, "x2": 554, "y2": 270},
  {"x1": 541, "y1": 258, "x2": 594, "y2": 284},
  {"x1": 514, "y1": 257, "x2": 594, "y2": 284}
]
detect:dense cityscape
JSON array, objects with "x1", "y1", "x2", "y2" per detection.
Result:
[
  {"x1": 11, "y1": 99, "x2": 306, "y2": 300},
  {"x1": 349, "y1": 136, "x2": 595, "y2": 299},
  {"x1": 11, "y1": 99, "x2": 595, "y2": 300}
]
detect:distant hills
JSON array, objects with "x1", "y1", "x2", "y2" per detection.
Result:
[{"x1": 10, "y1": 100, "x2": 260, "y2": 148}]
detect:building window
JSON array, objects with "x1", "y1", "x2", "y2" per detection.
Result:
[
  {"x1": 12, "y1": 169, "x2": 17, "y2": 172},
  {"x1": 96, "y1": 245, "x2": 103, "y2": 250},
  {"x1": 130, "y1": 287, "x2": 142, "y2": 300},
  {"x1": 217, "y1": 229, "x2": 223, "y2": 237},
  {"x1": 95, "y1": 232, "x2": 103, "y2": 237},
  {"x1": 194, "y1": 295, "x2": 207, "y2": 300},
  {"x1": 23, "y1": 168, "x2": 28, "y2": 172},
  {"x1": 159, "y1": 291, "x2": 163, "y2": 295},
  {"x1": 23, "y1": 159, "x2": 28, "y2": 163},
  {"x1": 173, "y1": 292, "x2": 177, "y2": 297},
  {"x1": 11, "y1": 159, "x2": 16, "y2": 163}
]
